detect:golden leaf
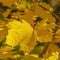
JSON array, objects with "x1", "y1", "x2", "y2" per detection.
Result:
[
  {"x1": 53, "y1": 29, "x2": 60, "y2": 43},
  {"x1": 0, "y1": 45, "x2": 15, "y2": 59},
  {"x1": 43, "y1": 43, "x2": 60, "y2": 58},
  {"x1": 2, "y1": 9, "x2": 11, "y2": 18},
  {"x1": 22, "y1": 55, "x2": 42, "y2": 60},
  {"x1": 34, "y1": 3, "x2": 55, "y2": 23},
  {"x1": 0, "y1": 26, "x2": 8, "y2": 42},
  {"x1": 21, "y1": 31, "x2": 37, "y2": 53},
  {"x1": 5, "y1": 19, "x2": 34, "y2": 53},
  {"x1": 46, "y1": 52, "x2": 59, "y2": 60},
  {"x1": 0, "y1": 0, "x2": 15, "y2": 7},
  {"x1": 0, "y1": 20, "x2": 5, "y2": 28},
  {"x1": 11, "y1": 12, "x2": 21, "y2": 20},
  {"x1": 39, "y1": 2, "x2": 54, "y2": 12},
  {"x1": 16, "y1": 3, "x2": 26, "y2": 11},
  {"x1": 0, "y1": 46, "x2": 13, "y2": 54},
  {"x1": 20, "y1": 10, "x2": 34, "y2": 25},
  {"x1": 34, "y1": 19, "x2": 56, "y2": 42}
]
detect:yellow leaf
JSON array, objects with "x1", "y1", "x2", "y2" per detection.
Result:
[
  {"x1": 0, "y1": 0, "x2": 15, "y2": 7},
  {"x1": 34, "y1": 3, "x2": 55, "y2": 23},
  {"x1": 20, "y1": 10, "x2": 34, "y2": 25},
  {"x1": 46, "y1": 52, "x2": 59, "y2": 60},
  {"x1": 44, "y1": 43, "x2": 60, "y2": 58},
  {"x1": 23, "y1": 55, "x2": 42, "y2": 60},
  {"x1": 0, "y1": 26, "x2": 8, "y2": 42},
  {"x1": 0, "y1": 46, "x2": 13, "y2": 52},
  {"x1": 0, "y1": 46, "x2": 15, "y2": 59},
  {"x1": 39, "y1": 2, "x2": 54, "y2": 12},
  {"x1": 2, "y1": 9, "x2": 11, "y2": 18},
  {"x1": 5, "y1": 19, "x2": 33, "y2": 52},
  {"x1": 53, "y1": 29, "x2": 60, "y2": 43},
  {"x1": 34, "y1": 19, "x2": 55, "y2": 42},
  {"x1": 22, "y1": 31, "x2": 37, "y2": 53}
]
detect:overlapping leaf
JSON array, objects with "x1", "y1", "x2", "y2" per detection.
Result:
[
  {"x1": 35, "y1": 18, "x2": 56, "y2": 42},
  {"x1": 5, "y1": 19, "x2": 34, "y2": 53},
  {"x1": 43, "y1": 43, "x2": 60, "y2": 58},
  {"x1": 0, "y1": 0, "x2": 60, "y2": 60},
  {"x1": 53, "y1": 29, "x2": 60, "y2": 43}
]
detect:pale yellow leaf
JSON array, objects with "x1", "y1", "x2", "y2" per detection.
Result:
[
  {"x1": 46, "y1": 52, "x2": 59, "y2": 60},
  {"x1": 5, "y1": 19, "x2": 33, "y2": 52}
]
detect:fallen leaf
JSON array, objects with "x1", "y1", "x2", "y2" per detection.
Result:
[
  {"x1": 0, "y1": 0, "x2": 15, "y2": 7},
  {"x1": 5, "y1": 19, "x2": 34, "y2": 53},
  {"x1": 34, "y1": 19, "x2": 55, "y2": 42},
  {"x1": 43, "y1": 43, "x2": 60, "y2": 58}
]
